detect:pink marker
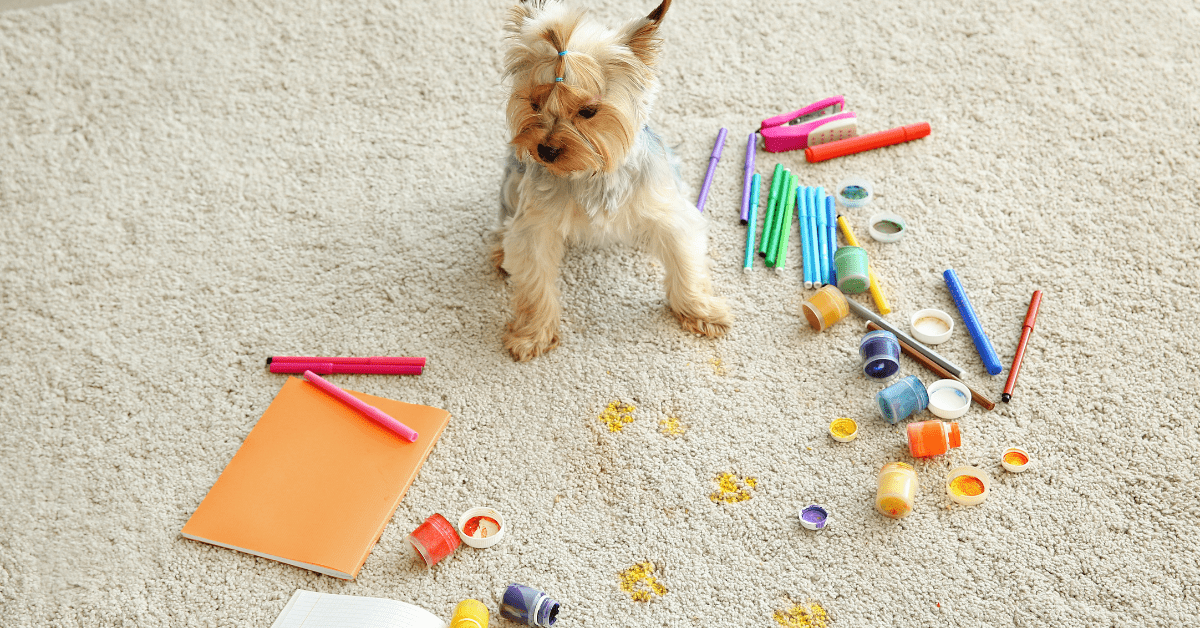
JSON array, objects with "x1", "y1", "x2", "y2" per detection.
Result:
[
  {"x1": 269, "y1": 356, "x2": 426, "y2": 367},
  {"x1": 302, "y1": 371, "x2": 419, "y2": 442},
  {"x1": 270, "y1": 362, "x2": 422, "y2": 375}
]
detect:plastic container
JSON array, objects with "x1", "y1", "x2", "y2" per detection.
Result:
[
  {"x1": 406, "y1": 513, "x2": 462, "y2": 567},
  {"x1": 1001, "y1": 447, "x2": 1031, "y2": 473},
  {"x1": 798, "y1": 505, "x2": 829, "y2": 530},
  {"x1": 829, "y1": 417, "x2": 859, "y2": 442},
  {"x1": 801, "y1": 285, "x2": 849, "y2": 332},
  {"x1": 867, "y1": 212, "x2": 907, "y2": 242},
  {"x1": 501, "y1": 583, "x2": 560, "y2": 627},
  {"x1": 946, "y1": 467, "x2": 990, "y2": 506},
  {"x1": 834, "y1": 246, "x2": 871, "y2": 294},
  {"x1": 835, "y1": 177, "x2": 874, "y2": 208},
  {"x1": 906, "y1": 420, "x2": 962, "y2": 458},
  {"x1": 859, "y1": 330, "x2": 901, "y2": 379},
  {"x1": 876, "y1": 462, "x2": 918, "y2": 518},
  {"x1": 452, "y1": 600, "x2": 490, "y2": 628},
  {"x1": 457, "y1": 506, "x2": 506, "y2": 549},
  {"x1": 877, "y1": 375, "x2": 928, "y2": 424},
  {"x1": 926, "y1": 379, "x2": 972, "y2": 419},
  {"x1": 910, "y1": 309, "x2": 954, "y2": 345}
]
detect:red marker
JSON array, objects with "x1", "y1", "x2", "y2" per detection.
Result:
[
  {"x1": 1002, "y1": 291, "x2": 1043, "y2": 403},
  {"x1": 804, "y1": 122, "x2": 930, "y2": 163}
]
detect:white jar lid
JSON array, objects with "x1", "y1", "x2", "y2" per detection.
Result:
[
  {"x1": 798, "y1": 504, "x2": 829, "y2": 530},
  {"x1": 867, "y1": 212, "x2": 907, "y2": 242},
  {"x1": 1001, "y1": 447, "x2": 1032, "y2": 473},
  {"x1": 910, "y1": 309, "x2": 953, "y2": 345},
  {"x1": 926, "y1": 379, "x2": 971, "y2": 419},
  {"x1": 835, "y1": 178, "x2": 874, "y2": 208},
  {"x1": 946, "y1": 467, "x2": 990, "y2": 506},
  {"x1": 457, "y1": 506, "x2": 506, "y2": 549}
]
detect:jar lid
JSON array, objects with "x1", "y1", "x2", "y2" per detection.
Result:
[
  {"x1": 927, "y1": 379, "x2": 971, "y2": 419},
  {"x1": 457, "y1": 506, "x2": 507, "y2": 549},
  {"x1": 910, "y1": 309, "x2": 954, "y2": 345},
  {"x1": 1001, "y1": 447, "x2": 1032, "y2": 473},
  {"x1": 798, "y1": 504, "x2": 829, "y2": 530},
  {"x1": 835, "y1": 178, "x2": 874, "y2": 208},
  {"x1": 946, "y1": 467, "x2": 990, "y2": 506},
  {"x1": 867, "y1": 212, "x2": 907, "y2": 242},
  {"x1": 829, "y1": 417, "x2": 859, "y2": 442}
]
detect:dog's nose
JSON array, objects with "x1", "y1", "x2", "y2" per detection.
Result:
[{"x1": 537, "y1": 144, "x2": 561, "y2": 163}]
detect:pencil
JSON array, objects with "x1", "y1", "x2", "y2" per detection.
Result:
[
  {"x1": 845, "y1": 298, "x2": 965, "y2": 378},
  {"x1": 836, "y1": 215, "x2": 891, "y2": 315},
  {"x1": 866, "y1": 322, "x2": 994, "y2": 411}
]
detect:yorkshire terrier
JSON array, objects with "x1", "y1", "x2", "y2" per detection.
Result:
[{"x1": 495, "y1": 0, "x2": 731, "y2": 362}]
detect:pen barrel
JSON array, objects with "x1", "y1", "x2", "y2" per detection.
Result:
[
  {"x1": 804, "y1": 122, "x2": 930, "y2": 163},
  {"x1": 1003, "y1": 328, "x2": 1033, "y2": 395},
  {"x1": 942, "y1": 269, "x2": 1003, "y2": 375}
]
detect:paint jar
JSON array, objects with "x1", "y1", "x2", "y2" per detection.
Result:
[
  {"x1": 501, "y1": 583, "x2": 560, "y2": 627},
  {"x1": 876, "y1": 375, "x2": 928, "y2": 424},
  {"x1": 946, "y1": 466, "x2": 990, "y2": 506},
  {"x1": 859, "y1": 330, "x2": 900, "y2": 379},
  {"x1": 906, "y1": 420, "x2": 962, "y2": 458},
  {"x1": 926, "y1": 379, "x2": 971, "y2": 419},
  {"x1": 798, "y1": 505, "x2": 829, "y2": 530},
  {"x1": 834, "y1": 246, "x2": 871, "y2": 294},
  {"x1": 457, "y1": 506, "x2": 506, "y2": 549},
  {"x1": 1001, "y1": 447, "x2": 1031, "y2": 473},
  {"x1": 452, "y1": 600, "x2": 490, "y2": 628},
  {"x1": 876, "y1": 462, "x2": 918, "y2": 518},
  {"x1": 406, "y1": 513, "x2": 461, "y2": 567},
  {"x1": 801, "y1": 285, "x2": 849, "y2": 332}
]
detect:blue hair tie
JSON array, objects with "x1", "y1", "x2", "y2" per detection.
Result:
[
  {"x1": 555, "y1": 77, "x2": 563, "y2": 82},
  {"x1": 558, "y1": 50, "x2": 569, "y2": 56}
]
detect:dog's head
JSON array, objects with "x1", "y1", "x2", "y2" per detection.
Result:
[{"x1": 503, "y1": 0, "x2": 670, "y2": 177}]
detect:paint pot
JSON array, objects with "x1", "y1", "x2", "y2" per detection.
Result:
[
  {"x1": 835, "y1": 177, "x2": 874, "y2": 208},
  {"x1": 829, "y1": 417, "x2": 858, "y2": 442},
  {"x1": 876, "y1": 462, "x2": 918, "y2": 519},
  {"x1": 859, "y1": 330, "x2": 901, "y2": 379},
  {"x1": 457, "y1": 506, "x2": 506, "y2": 549},
  {"x1": 946, "y1": 466, "x2": 990, "y2": 506},
  {"x1": 834, "y1": 246, "x2": 871, "y2": 294},
  {"x1": 910, "y1": 309, "x2": 954, "y2": 345},
  {"x1": 798, "y1": 505, "x2": 829, "y2": 530},
  {"x1": 926, "y1": 379, "x2": 972, "y2": 419},
  {"x1": 801, "y1": 285, "x2": 849, "y2": 332},
  {"x1": 406, "y1": 513, "x2": 461, "y2": 567},
  {"x1": 452, "y1": 600, "x2": 490, "y2": 628},
  {"x1": 876, "y1": 375, "x2": 928, "y2": 424},
  {"x1": 501, "y1": 583, "x2": 560, "y2": 627},
  {"x1": 867, "y1": 212, "x2": 907, "y2": 243},
  {"x1": 906, "y1": 420, "x2": 962, "y2": 458},
  {"x1": 1001, "y1": 447, "x2": 1031, "y2": 473}
]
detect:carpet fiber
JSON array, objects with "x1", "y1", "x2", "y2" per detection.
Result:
[{"x1": 2, "y1": 0, "x2": 1199, "y2": 625}]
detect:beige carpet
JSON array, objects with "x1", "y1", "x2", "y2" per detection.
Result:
[{"x1": 2, "y1": 0, "x2": 1199, "y2": 625}]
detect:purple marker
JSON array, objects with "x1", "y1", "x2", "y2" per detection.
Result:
[
  {"x1": 739, "y1": 133, "x2": 756, "y2": 223},
  {"x1": 696, "y1": 127, "x2": 728, "y2": 213}
]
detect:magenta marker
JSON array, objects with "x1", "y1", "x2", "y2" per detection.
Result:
[
  {"x1": 739, "y1": 133, "x2": 755, "y2": 223},
  {"x1": 302, "y1": 370, "x2": 419, "y2": 442},
  {"x1": 270, "y1": 362, "x2": 422, "y2": 375},
  {"x1": 696, "y1": 127, "x2": 728, "y2": 213}
]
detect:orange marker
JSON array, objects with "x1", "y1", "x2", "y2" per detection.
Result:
[{"x1": 805, "y1": 122, "x2": 931, "y2": 163}]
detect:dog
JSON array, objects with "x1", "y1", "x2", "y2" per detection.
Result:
[{"x1": 494, "y1": 0, "x2": 731, "y2": 362}]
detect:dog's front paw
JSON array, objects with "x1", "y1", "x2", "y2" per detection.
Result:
[
  {"x1": 503, "y1": 323, "x2": 560, "y2": 362},
  {"x1": 672, "y1": 297, "x2": 732, "y2": 338}
]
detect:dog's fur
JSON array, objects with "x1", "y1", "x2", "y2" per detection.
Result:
[{"x1": 495, "y1": 0, "x2": 731, "y2": 361}]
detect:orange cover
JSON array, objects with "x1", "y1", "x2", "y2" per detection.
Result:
[{"x1": 182, "y1": 377, "x2": 451, "y2": 579}]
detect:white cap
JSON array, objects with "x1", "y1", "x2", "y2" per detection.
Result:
[
  {"x1": 946, "y1": 467, "x2": 990, "y2": 506},
  {"x1": 835, "y1": 178, "x2": 874, "y2": 208},
  {"x1": 798, "y1": 504, "x2": 829, "y2": 530},
  {"x1": 457, "y1": 506, "x2": 507, "y2": 549},
  {"x1": 926, "y1": 379, "x2": 971, "y2": 419},
  {"x1": 910, "y1": 309, "x2": 954, "y2": 345},
  {"x1": 1001, "y1": 447, "x2": 1032, "y2": 473},
  {"x1": 867, "y1": 212, "x2": 907, "y2": 242}
]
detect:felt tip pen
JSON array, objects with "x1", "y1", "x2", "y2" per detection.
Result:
[
  {"x1": 1002, "y1": 290, "x2": 1043, "y2": 402},
  {"x1": 302, "y1": 371, "x2": 419, "y2": 442},
  {"x1": 740, "y1": 133, "x2": 756, "y2": 223},
  {"x1": 696, "y1": 127, "x2": 728, "y2": 212},
  {"x1": 804, "y1": 122, "x2": 930, "y2": 163},
  {"x1": 743, "y1": 173, "x2": 761, "y2": 270},
  {"x1": 943, "y1": 269, "x2": 1004, "y2": 375},
  {"x1": 270, "y1": 362, "x2": 422, "y2": 375},
  {"x1": 759, "y1": 164, "x2": 784, "y2": 257},
  {"x1": 269, "y1": 356, "x2": 426, "y2": 367}
]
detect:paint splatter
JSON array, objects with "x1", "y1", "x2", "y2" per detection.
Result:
[
  {"x1": 709, "y1": 357, "x2": 727, "y2": 376},
  {"x1": 598, "y1": 401, "x2": 636, "y2": 432},
  {"x1": 618, "y1": 561, "x2": 668, "y2": 602},
  {"x1": 774, "y1": 602, "x2": 830, "y2": 628},
  {"x1": 710, "y1": 472, "x2": 758, "y2": 504},
  {"x1": 659, "y1": 417, "x2": 687, "y2": 437}
]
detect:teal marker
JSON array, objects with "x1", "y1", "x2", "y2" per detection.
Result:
[
  {"x1": 743, "y1": 173, "x2": 761, "y2": 270},
  {"x1": 758, "y1": 164, "x2": 784, "y2": 257}
]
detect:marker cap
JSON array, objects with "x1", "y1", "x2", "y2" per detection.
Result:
[{"x1": 457, "y1": 506, "x2": 507, "y2": 549}]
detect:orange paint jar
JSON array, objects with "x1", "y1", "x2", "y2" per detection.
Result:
[
  {"x1": 906, "y1": 420, "x2": 962, "y2": 458},
  {"x1": 875, "y1": 462, "x2": 918, "y2": 519}
]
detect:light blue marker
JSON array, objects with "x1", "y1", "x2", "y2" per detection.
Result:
[
  {"x1": 807, "y1": 187, "x2": 822, "y2": 286},
  {"x1": 798, "y1": 186, "x2": 813, "y2": 288},
  {"x1": 743, "y1": 173, "x2": 761, "y2": 270},
  {"x1": 826, "y1": 195, "x2": 838, "y2": 286},
  {"x1": 814, "y1": 186, "x2": 828, "y2": 287}
]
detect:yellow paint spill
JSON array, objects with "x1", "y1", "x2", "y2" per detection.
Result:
[
  {"x1": 774, "y1": 602, "x2": 829, "y2": 628},
  {"x1": 710, "y1": 472, "x2": 758, "y2": 504},
  {"x1": 659, "y1": 417, "x2": 687, "y2": 437},
  {"x1": 709, "y1": 357, "x2": 727, "y2": 376},
  {"x1": 618, "y1": 561, "x2": 668, "y2": 602},
  {"x1": 598, "y1": 401, "x2": 636, "y2": 432}
]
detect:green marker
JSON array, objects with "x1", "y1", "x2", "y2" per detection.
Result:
[
  {"x1": 775, "y1": 178, "x2": 799, "y2": 270},
  {"x1": 758, "y1": 164, "x2": 784, "y2": 257},
  {"x1": 765, "y1": 170, "x2": 792, "y2": 266}
]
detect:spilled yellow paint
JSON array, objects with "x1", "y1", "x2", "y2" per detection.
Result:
[
  {"x1": 774, "y1": 602, "x2": 829, "y2": 628},
  {"x1": 598, "y1": 401, "x2": 636, "y2": 432},
  {"x1": 659, "y1": 417, "x2": 687, "y2": 437},
  {"x1": 710, "y1": 472, "x2": 758, "y2": 504},
  {"x1": 709, "y1": 357, "x2": 727, "y2": 376},
  {"x1": 618, "y1": 561, "x2": 668, "y2": 602}
]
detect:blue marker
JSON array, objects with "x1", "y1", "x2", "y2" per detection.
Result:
[
  {"x1": 743, "y1": 173, "x2": 761, "y2": 270},
  {"x1": 826, "y1": 195, "x2": 838, "y2": 286},
  {"x1": 808, "y1": 187, "x2": 823, "y2": 286},
  {"x1": 943, "y1": 269, "x2": 1004, "y2": 375},
  {"x1": 814, "y1": 187, "x2": 828, "y2": 286},
  {"x1": 798, "y1": 187, "x2": 812, "y2": 288}
]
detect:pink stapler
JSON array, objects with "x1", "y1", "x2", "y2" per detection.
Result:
[{"x1": 759, "y1": 96, "x2": 858, "y2": 153}]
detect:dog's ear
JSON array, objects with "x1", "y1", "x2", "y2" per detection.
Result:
[{"x1": 623, "y1": 0, "x2": 671, "y2": 66}]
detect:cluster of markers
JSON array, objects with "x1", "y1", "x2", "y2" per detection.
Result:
[{"x1": 741, "y1": 160, "x2": 841, "y2": 287}]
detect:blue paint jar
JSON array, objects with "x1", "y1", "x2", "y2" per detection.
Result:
[
  {"x1": 877, "y1": 375, "x2": 929, "y2": 424},
  {"x1": 859, "y1": 330, "x2": 901, "y2": 379},
  {"x1": 501, "y1": 583, "x2": 560, "y2": 627}
]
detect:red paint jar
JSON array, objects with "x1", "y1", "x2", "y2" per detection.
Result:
[{"x1": 406, "y1": 513, "x2": 461, "y2": 567}]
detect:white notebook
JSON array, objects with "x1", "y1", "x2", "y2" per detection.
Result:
[{"x1": 270, "y1": 590, "x2": 447, "y2": 628}]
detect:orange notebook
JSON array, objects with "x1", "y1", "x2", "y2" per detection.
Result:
[{"x1": 182, "y1": 377, "x2": 451, "y2": 579}]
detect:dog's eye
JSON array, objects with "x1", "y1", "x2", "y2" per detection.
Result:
[{"x1": 579, "y1": 106, "x2": 598, "y2": 119}]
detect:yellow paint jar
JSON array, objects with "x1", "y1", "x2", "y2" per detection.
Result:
[
  {"x1": 876, "y1": 462, "x2": 918, "y2": 519},
  {"x1": 802, "y1": 285, "x2": 849, "y2": 332}
]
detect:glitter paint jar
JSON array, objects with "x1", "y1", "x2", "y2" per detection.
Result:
[
  {"x1": 802, "y1": 285, "x2": 850, "y2": 332},
  {"x1": 406, "y1": 513, "x2": 461, "y2": 567},
  {"x1": 859, "y1": 330, "x2": 901, "y2": 379},
  {"x1": 834, "y1": 246, "x2": 871, "y2": 294},
  {"x1": 452, "y1": 600, "x2": 490, "y2": 628},
  {"x1": 877, "y1": 375, "x2": 929, "y2": 424},
  {"x1": 876, "y1": 462, "x2": 918, "y2": 518},
  {"x1": 501, "y1": 584, "x2": 560, "y2": 627},
  {"x1": 906, "y1": 420, "x2": 962, "y2": 458}
]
